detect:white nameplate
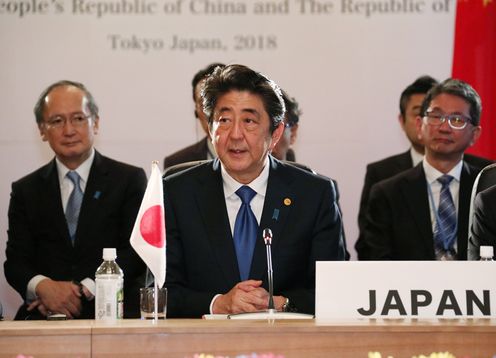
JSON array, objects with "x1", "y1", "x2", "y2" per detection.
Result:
[{"x1": 316, "y1": 261, "x2": 496, "y2": 319}]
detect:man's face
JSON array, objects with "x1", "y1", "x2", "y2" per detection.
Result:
[
  {"x1": 271, "y1": 120, "x2": 298, "y2": 160},
  {"x1": 416, "y1": 93, "x2": 480, "y2": 161},
  {"x1": 39, "y1": 85, "x2": 99, "y2": 169},
  {"x1": 399, "y1": 93, "x2": 425, "y2": 151},
  {"x1": 194, "y1": 80, "x2": 210, "y2": 136},
  {"x1": 209, "y1": 90, "x2": 284, "y2": 183}
]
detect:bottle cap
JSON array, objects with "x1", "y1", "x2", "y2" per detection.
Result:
[
  {"x1": 103, "y1": 248, "x2": 117, "y2": 261},
  {"x1": 480, "y1": 245, "x2": 494, "y2": 259}
]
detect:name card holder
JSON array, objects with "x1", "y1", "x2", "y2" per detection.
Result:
[{"x1": 316, "y1": 261, "x2": 496, "y2": 320}]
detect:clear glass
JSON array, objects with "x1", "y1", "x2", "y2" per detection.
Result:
[{"x1": 140, "y1": 287, "x2": 167, "y2": 319}]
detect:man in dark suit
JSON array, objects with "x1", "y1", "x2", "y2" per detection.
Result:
[
  {"x1": 469, "y1": 185, "x2": 496, "y2": 260},
  {"x1": 163, "y1": 63, "x2": 224, "y2": 170},
  {"x1": 356, "y1": 76, "x2": 492, "y2": 259},
  {"x1": 164, "y1": 64, "x2": 344, "y2": 318},
  {"x1": 363, "y1": 79, "x2": 483, "y2": 260},
  {"x1": 4, "y1": 80, "x2": 146, "y2": 319}
]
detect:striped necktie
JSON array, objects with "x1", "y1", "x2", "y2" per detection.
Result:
[
  {"x1": 233, "y1": 186, "x2": 258, "y2": 281},
  {"x1": 65, "y1": 171, "x2": 83, "y2": 244}
]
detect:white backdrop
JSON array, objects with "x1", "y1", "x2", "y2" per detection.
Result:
[{"x1": 0, "y1": 0, "x2": 456, "y2": 318}]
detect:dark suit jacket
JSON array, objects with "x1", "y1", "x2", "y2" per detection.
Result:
[
  {"x1": 356, "y1": 150, "x2": 493, "y2": 259},
  {"x1": 163, "y1": 137, "x2": 210, "y2": 170},
  {"x1": 163, "y1": 157, "x2": 345, "y2": 318},
  {"x1": 4, "y1": 151, "x2": 147, "y2": 319},
  {"x1": 469, "y1": 185, "x2": 496, "y2": 260},
  {"x1": 363, "y1": 162, "x2": 480, "y2": 260}
]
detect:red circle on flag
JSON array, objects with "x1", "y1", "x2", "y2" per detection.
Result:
[{"x1": 139, "y1": 205, "x2": 165, "y2": 248}]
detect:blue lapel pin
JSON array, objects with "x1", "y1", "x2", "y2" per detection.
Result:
[
  {"x1": 272, "y1": 208, "x2": 280, "y2": 221},
  {"x1": 93, "y1": 191, "x2": 101, "y2": 199}
]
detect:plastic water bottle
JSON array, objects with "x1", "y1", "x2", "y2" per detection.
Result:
[
  {"x1": 95, "y1": 248, "x2": 124, "y2": 320},
  {"x1": 479, "y1": 246, "x2": 494, "y2": 261}
]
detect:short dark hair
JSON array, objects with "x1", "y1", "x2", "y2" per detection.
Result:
[
  {"x1": 399, "y1": 75, "x2": 438, "y2": 117},
  {"x1": 34, "y1": 80, "x2": 99, "y2": 124},
  {"x1": 191, "y1": 63, "x2": 225, "y2": 101},
  {"x1": 202, "y1": 64, "x2": 285, "y2": 133},
  {"x1": 420, "y1": 78, "x2": 482, "y2": 126},
  {"x1": 281, "y1": 90, "x2": 301, "y2": 127}
]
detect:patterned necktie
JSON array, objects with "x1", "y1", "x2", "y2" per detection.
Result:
[
  {"x1": 65, "y1": 171, "x2": 83, "y2": 244},
  {"x1": 434, "y1": 174, "x2": 457, "y2": 253},
  {"x1": 233, "y1": 186, "x2": 258, "y2": 281}
]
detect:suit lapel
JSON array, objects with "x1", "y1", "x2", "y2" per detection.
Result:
[
  {"x1": 456, "y1": 162, "x2": 478, "y2": 259},
  {"x1": 40, "y1": 159, "x2": 73, "y2": 247},
  {"x1": 399, "y1": 165, "x2": 435, "y2": 257},
  {"x1": 251, "y1": 158, "x2": 293, "y2": 280},
  {"x1": 196, "y1": 159, "x2": 240, "y2": 285},
  {"x1": 75, "y1": 151, "x2": 110, "y2": 247}
]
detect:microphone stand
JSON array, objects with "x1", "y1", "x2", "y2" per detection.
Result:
[
  {"x1": 228, "y1": 228, "x2": 313, "y2": 320},
  {"x1": 265, "y1": 228, "x2": 276, "y2": 313}
]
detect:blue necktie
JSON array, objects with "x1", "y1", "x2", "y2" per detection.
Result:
[
  {"x1": 233, "y1": 186, "x2": 258, "y2": 281},
  {"x1": 434, "y1": 175, "x2": 457, "y2": 253},
  {"x1": 65, "y1": 171, "x2": 83, "y2": 244}
]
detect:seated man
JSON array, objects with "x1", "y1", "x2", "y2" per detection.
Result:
[
  {"x1": 469, "y1": 185, "x2": 496, "y2": 260},
  {"x1": 4, "y1": 80, "x2": 147, "y2": 319},
  {"x1": 356, "y1": 76, "x2": 492, "y2": 259},
  {"x1": 363, "y1": 79, "x2": 483, "y2": 260},
  {"x1": 163, "y1": 63, "x2": 225, "y2": 170},
  {"x1": 164, "y1": 64, "x2": 345, "y2": 318}
]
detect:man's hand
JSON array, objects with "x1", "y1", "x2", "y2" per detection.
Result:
[
  {"x1": 34, "y1": 279, "x2": 82, "y2": 318},
  {"x1": 212, "y1": 280, "x2": 270, "y2": 314}
]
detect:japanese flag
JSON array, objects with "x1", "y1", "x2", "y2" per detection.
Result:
[{"x1": 130, "y1": 161, "x2": 166, "y2": 288}]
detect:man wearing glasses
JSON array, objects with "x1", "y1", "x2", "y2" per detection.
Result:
[
  {"x1": 4, "y1": 80, "x2": 146, "y2": 319},
  {"x1": 363, "y1": 79, "x2": 482, "y2": 260}
]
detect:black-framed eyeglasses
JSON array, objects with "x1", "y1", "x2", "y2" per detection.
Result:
[
  {"x1": 44, "y1": 113, "x2": 93, "y2": 130},
  {"x1": 423, "y1": 111, "x2": 473, "y2": 130}
]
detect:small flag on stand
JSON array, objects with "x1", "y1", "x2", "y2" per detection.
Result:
[{"x1": 130, "y1": 161, "x2": 166, "y2": 288}]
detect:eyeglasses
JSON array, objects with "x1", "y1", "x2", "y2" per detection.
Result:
[
  {"x1": 44, "y1": 113, "x2": 92, "y2": 130},
  {"x1": 423, "y1": 111, "x2": 473, "y2": 130}
]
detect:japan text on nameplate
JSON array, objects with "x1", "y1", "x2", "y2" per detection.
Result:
[{"x1": 316, "y1": 261, "x2": 496, "y2": 320}]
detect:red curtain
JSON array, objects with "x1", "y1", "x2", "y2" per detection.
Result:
[{"x1": 452, "y1": 0, "x2": 496, "y2": 159}]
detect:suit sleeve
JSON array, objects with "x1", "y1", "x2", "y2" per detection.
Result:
[
  {"x1": 4, "y1": 181, "x2": 38, "y2": 299},
  {"x1": 363, "y1": 182, "x2": 395, "y2": 260},
  {"x1": 469, "y1": 188, "x2": 496, "y2": 260},
  {"x1": 356, "y1": 164, "x2": 378, "y2": 260},
  {"x1": 280, "y1": 178, "x2": 345, "y2": 314},
  {"x1": 163, "y1": 182, "x2": 218, "y2": 318}
]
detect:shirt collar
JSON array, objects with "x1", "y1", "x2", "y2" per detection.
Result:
[
  {"x1": 410, "y1": 147, "x2": 424, "y2": 167},
  {"x1": 221, "y1": 156, "x2": 270, "y2": 199},
  {"x1": 422, "y1": 157, "x2": 463, "y2": 185},
  {"x1": 56, "y1": 148, "x2": 95, "y2": 184}
]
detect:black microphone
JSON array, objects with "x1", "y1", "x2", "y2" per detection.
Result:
[{"x1": 263, "y1": 228, "x2": 275, "y2": 311}]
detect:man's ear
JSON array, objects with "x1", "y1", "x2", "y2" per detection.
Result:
[
  {"x1": 289, "y1": 124, "x2": 298, "y2": 145},
  {"x1": 415, "y1": 115, "x2": 423, "y2": 141},
  {"x1": 470, "y1": 126, "x2": 482, "y2": 146},
  {"x1": 398, "y1": 114, "x2": 406, "y2": 131},
  {"x1": 39, "y1": 124, "x2": 48, "y2": 142},
  {"x1": 270, "y1": 122, "x2": 285, "y2": 150},
  {"x1": 92, "y1": 116, "x2": 100, "y2": 134}
]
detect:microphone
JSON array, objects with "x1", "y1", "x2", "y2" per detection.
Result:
[
  {"x1": 228, "y1": 228, "x2": 313, "y2": 319},
  {"x1": 263, "y1": 228, "x2": 275, "y2": 311}
]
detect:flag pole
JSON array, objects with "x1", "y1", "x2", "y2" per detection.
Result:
[{"x1": 153, "y1": 279, "x2": 159, "y2": 322}]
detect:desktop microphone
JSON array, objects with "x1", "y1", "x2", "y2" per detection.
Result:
[
  {"x1": 263, "y1": 228, "x2": 275, "y2": 311},
  {"x1": 228, "y1": 228, "x2": 313, "y2": 319}
]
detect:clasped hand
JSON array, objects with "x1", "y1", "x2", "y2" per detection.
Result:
[
  {"x1": 28, "y1": 279, "x2": 83, "y2": 319},
  {"x1": 212, "y1": 280, "x2": 285, "y2": 314}
]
